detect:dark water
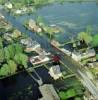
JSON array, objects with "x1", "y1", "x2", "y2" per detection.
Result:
[
  {"x1": 0, "y1": 2, "x2": 98, "y2": 100},
  {"x1": 0, "y1": 67, "x2": 51, "y2": 100}
]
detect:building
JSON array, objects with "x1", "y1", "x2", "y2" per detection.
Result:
[
  {"x1": 20, "y1": 38, "x2": 41, "y2": 52},
  {"x1": 5, "y1": 2, "x2": 13, "y2": 9},
  {"x1": 72, "y1": 49, "x2": 96, "y2": 62},
  {"x1": 48, "y1": 65, "x2": 63, "y2": 80},
  {"x1": 39, "y1": 84, "x2": 60, "y2": 100},
  {"x1": 30, "y1": 55, "x2": 50, "y2": 65},
  {"x1": 29, "y1": 19, "x2": 42, "y2": 33}
]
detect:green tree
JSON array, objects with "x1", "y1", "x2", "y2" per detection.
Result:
[
  {"x1": 92, "y1": 34, "x2": 98, "y2": 47},
  {"x1": 7, "y1": 44, "x2": 15, "y2": 59},
  {"x1": 36, "y1": 16, "x2": 44, "y2": 24},
  {"x1": 0, "y1": 49, "x2": 5, "y2": 63},
  {"x1": 4, "y1": 47, "x2": 10, "y2": 60},
  {"x1": 14, "y1": 43, "x2": 23, "y2": 54},
  {"x1": 0, "y1": 37, "x2": 3, "y2": 49},
  {"x1": 7, "y1": 60, "x2": 17, "y2": 74},
  {"x1": 59, "y1": 89, "x2": 76, "y2": 100},
  {"x1": 4, "y1": 44, "x2": 15, "y2": 60},
  {"x1": 0, "y1": 64, "x2": 10, "y2": 76},
  {"x1": 14, "y1": 53, "x2": 28, "y2": 68},
  {"x1": 77, "y1": 32, "x2": 92, "y2": 45}
]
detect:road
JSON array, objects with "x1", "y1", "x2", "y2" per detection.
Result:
[
  {"x1": 60, "y1": 58, "x2": 98, "y2": 99},
  {"x1": 78, "y1": 70, "x2": 98, "y2": 99},
  {"x1": 1, "y1": 10, "x2": 98, "y2": 99}
]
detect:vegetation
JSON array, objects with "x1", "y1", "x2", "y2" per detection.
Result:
[
  {"x1": 0, "y1": 43, "x2": 28, "y2": 76},
  {"x1": 96, "y1": 54, "x2": 98, "y2": 60},
  {"x1": 92, "y1": 34, "x2": 98, "y2": 47},
  {"x1": 57, "y1": 76, "x2": 85, "y2": 100},
  {"x1": 59, "y1": 87, "x2": 84, "y2": 100},
  {"x1": 0, "y1": 60, "x2": 17, "y2": 76},
  {"x1": 0, "y1": 20, "x2": 33, "y2": 79},
  {"x1": 59, "y1": 89, "x2": 76, "y2": 99},
  {"x1": 0, "y1": 33, "x2": 28, "y2": 77},
  {"x1": 14, "y1": 53, "x2": 28, "y2": 68},
  {"x1": 0, "y1": 64, "x2": 10, "y2": 76},
  {"x1": 0, "y1": 37, "x2": 3, "y2": 48},
  {"x1": 77, "y1": 32, "x2": 92, "y2": 45},
  {"x1": 0, "y1": 49, "x2": 5, "y2": 63}
]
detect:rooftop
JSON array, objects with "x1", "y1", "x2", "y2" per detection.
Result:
[{"x1": 39, "y1": 84, "x2": 60, "y2": 100}]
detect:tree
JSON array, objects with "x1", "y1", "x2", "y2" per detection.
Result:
[
  {"x1": 0, "y1": 37, "x2": 3, "y2": 49},
  {"x1": 7, "y1": 60, "x2": 17, "y2": 74},
  {"x1": 14, "y1": 53, "x2": 28, "y2": 68},
  {"x1": 77, "y1": 32, "x2": 92, "y2": 45},
  {"x1": 92, "y1": 34, "x2": 98, "y2": 47},
  {"x1": 36, "y1": 16, "x2": 44, "y2": 24},
  {"x1": 46, "y1": 27, "x2": 54, "y2": 39},
  {"x1": 0, "y1": 64, "x2": 10, "y2": 76},
  {"x1": 7, "y1": 44, "x2": 15, "y2": 59},
  {"x1": 14, "y1": 43, "x2": 23, "y2": 54},
  {"x1": 0, "y1": 60, "x2": 17, "y2": 76},
  {"x1": 4, "y1": 44, "x2": 15, "y2": 60},
  {"x1": 4, "y1": 47, "x2": 10, "y2": 60},
  {"x1": 0, "y1": 49, "x2": 5, "y2": 63},
  {"x1": 59, "y1": 89, "x2": 76, "y2": 100}
]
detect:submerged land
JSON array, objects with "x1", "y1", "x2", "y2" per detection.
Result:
[{"x1": 0, "y1": 0, "x2": 98, "y2": 100}]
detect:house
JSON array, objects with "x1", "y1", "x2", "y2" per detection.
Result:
[
  {"x1": 15, "y1": 10, "x2": 21, "y2": 14},
  {"x1": 51, "y1": 40, "x2": 61, "y2": 47},
  {"x1": 88, "y1": 62, "x2": 98, "y2": 68},
  {"x1": 29, "y1": 19, "x2": 36, "y2": 29},
  {"x1": 28, "y1": 19, "x2": 42, "y2": 33},
  {"x1": 25, "y1": 41, "x2": 40, "y2": 52},
  {"x1": 48, "y1": 65, "x2": 63, "y2": 80},
  {"x1": 20, "y1": 38, "x2": 41, "y2": 52},
  {"x1": 5, "y1": 2, "x2": 13, "y2": 9},
  {"x1": 30, "y1": 55, "x2": 50, "y2": 65},
  {"x1": 72, "y1": 49, "x2": 96, "y2": 62},
  {"x1": 35, "y1": 47, "x2": 51, "y2": 56},
  {"x1": 39, "y1": 84, "x2": 60, "y2": 100},
  {"x1": 11, "y1": 29, "x2": 21, "y2": 38}
]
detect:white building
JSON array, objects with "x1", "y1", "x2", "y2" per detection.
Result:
[
  {"x1": 72, "y1": 49, "x2": 96, "y2": 62},
  {"x1": 48, "y1": 65, "x2": 63, "y2": 80},
  {"x1": 5, "y1": 2, "x2": 13, "y2": 9},
  {"x1": 30, "y1": 55, "x2": 50, "y2": 65},
  {"x1": 20, "y1": 38, "x2": 41, "y2": 52},
  {"x1": 29, "y1": 19, "x2": 42, "y2": 33}
]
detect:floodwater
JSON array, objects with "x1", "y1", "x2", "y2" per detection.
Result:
[
  {"x1": 15, "y1": 2, "x2": 98, "y2": 43},
  {"x1": 0, "y1": 1, "x2": 98, "y2": 100}
]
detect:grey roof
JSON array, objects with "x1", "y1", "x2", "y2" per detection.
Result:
[{"x1": 39, "y1": 84, "x2": 60, "y2": 100}]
